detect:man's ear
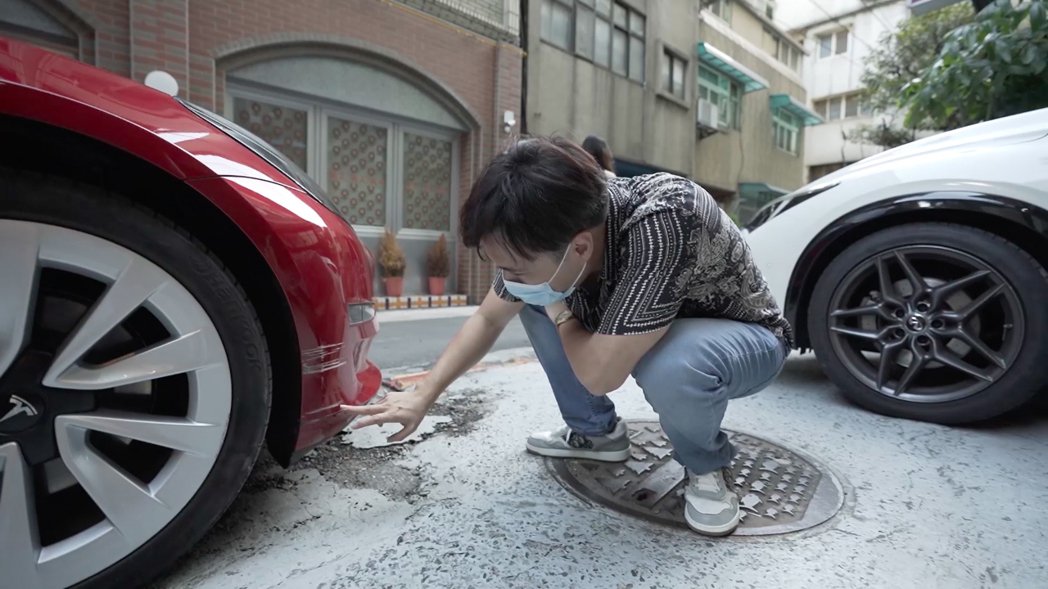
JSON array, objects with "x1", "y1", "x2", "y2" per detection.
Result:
[{"x1": 571, "y1": 231, "x2": 595, "y2": 257}]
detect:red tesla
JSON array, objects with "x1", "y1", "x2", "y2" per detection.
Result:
[{"x1": 0, "y1": 38, "x2": 382, "y2": 588}]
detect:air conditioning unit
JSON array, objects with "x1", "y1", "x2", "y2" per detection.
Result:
[{"x1": 697, "y1": 99, "x2": 720, "y2": 130}]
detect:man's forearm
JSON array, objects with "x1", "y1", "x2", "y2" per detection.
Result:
[
  {"x1": 546, "y1": 305, "x2": 618, "y2": 394},
  {"x1": 417, "y1": 312, "x2": 506, "y2": 401}
]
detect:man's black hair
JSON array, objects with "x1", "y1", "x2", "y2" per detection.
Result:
[
  {"x1": 581, "y1": 134, "x2": 615, "y2": 172},
  {"x1": 460, "y1": 136, "x2": 608, "y2": 261}
]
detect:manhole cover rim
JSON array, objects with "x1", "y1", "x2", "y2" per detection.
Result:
[{"x1": 544, "y1": 420, "x2": 846, "y2": 537}]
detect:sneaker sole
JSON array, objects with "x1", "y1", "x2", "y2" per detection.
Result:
[
  {"x1": 684, "y1": 508, "x2": 741, "y2": 537},
  {"x1": 525, "y1": 442, "x2": 630, "y2": 462}
]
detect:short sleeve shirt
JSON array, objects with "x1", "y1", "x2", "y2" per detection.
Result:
[{"x1": 493, "y1": 173, "x2": 793, "y2": 347}]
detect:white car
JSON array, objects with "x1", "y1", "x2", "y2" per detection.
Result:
[{"x1": 745, "y1": 108, "x2": 1048, "y2": 424}]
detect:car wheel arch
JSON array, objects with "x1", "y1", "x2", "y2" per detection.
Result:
[
  {"x1": 1, "y1": 115, "x2": 304, "y2": 465},
  {"x1": 786, "y1": 192, "x2": 1048, "y2": 350}
]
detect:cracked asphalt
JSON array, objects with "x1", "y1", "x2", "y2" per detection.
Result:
[{"x1": 154, "y1": 347, "x2": 1048, "y2": 589}]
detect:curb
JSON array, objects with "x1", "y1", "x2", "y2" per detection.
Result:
[{"x1": 383, "y1": 353, "x2": 537, "y2": 391}]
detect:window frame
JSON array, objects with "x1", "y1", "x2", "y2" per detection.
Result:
[
  {"x1": 320, "y1": 106, "x2": 397, "y2": 232},
  {"x1": 817, "y1": 28, "x2": 849, "y2": 59},
  {"x1": 660, "y1": 45, "x2": 689, "y2": 104},
  {"x1": 627, "y1": 8, "x2": 645, "y2": 82},
  {"x1": 574, "y1": 1, "x2": 595, "y2": 59},
  {"x1": 813, "y1": 92, "x2": 869, "y2": 122},
  {"x1": 765, "y1": 27, "x2": 802, "y2": 74},
  {"x1": 772, "y1": 108, "x2": 801, "y2": 155},
  {"x1": 835, "y1": 29, "x2": 849, "y2": 55},
  {"x1": 396, "y1": 124, "x2": 461, "y2": 238},
  {"x1": 225, "y1": 83, "x2": 459, "y2": 238},
  {"x1": 540, "y1": 0, "x2": 574, "y2": 51},
  {"x1": 698, "y1": 65, "x2": 741, "y2": 130},
  {"x1": 708, "y1": 0, "x2": 733, "y2": 23},
  {"x1": 540, "y1": 0, "x2": 644, "y2": 83},
  {"x1": 227, "y1": 85, "x2": 318, "y2": 177}
]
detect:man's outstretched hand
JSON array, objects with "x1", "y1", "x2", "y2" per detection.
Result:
[{"x1": 343, "y1": 388, "x2": 437, "y2": 443}]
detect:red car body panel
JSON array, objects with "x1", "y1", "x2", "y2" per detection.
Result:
[{"x1": 0, "y1": 38, "x2": 381, "y2": 456}]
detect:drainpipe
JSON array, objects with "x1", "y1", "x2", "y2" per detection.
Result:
[{"x1": 520, "y1": 0, "x2": 529, "y2": 135}]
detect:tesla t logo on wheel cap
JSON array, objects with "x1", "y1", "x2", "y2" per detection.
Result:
[{"x1": 0, "y1": 394, "x2": 39, "y2": 429}]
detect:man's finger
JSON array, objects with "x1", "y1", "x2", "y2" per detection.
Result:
[
  {"x1": 343, "y1": 403, "x2": 387, "y2": 416},
  {"x1": 387, "y1": 424, "x2": 418, "y2": 443},
  {"x1": 350, "y1": 412, "x2": 396, "y2": 429}
]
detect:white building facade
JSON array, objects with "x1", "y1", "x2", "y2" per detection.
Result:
[{"x1": 776, "y1": 0, "x2": 910, "y2": 182}]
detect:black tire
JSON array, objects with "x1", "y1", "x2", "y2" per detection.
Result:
[
  {"x1": 0, "y1": 168, "x2": 271, "y2": 589},
  {"x1": 808, "y1": 222, "x2": 1048, "y2": 424}
]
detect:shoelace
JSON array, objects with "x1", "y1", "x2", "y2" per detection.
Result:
[
  {"x1": 689, "y1": 470, "x2": 725, "y2": 494},
  {"x1": 562, "y1": 429, "x2": 591, "y2": 449}
]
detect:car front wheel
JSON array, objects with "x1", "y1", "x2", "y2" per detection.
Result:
[
  {"x1": 808, "y1": 222, "x2": 1048, "y2": 424},
  {"x1": 0, "y1": 170, "x2": 271, "y2": 588}
]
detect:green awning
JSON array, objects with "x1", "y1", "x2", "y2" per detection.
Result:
[
  {"x1": 770, "y1": 94, "x2": 823, "y2": 126},
  {"x1": 697, "y1": 42, "x2": 768, "y2": 93}
]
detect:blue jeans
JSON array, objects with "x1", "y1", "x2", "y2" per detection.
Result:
[{"x1": 518, "y1": 304, "x2": 787, "y2": 474}]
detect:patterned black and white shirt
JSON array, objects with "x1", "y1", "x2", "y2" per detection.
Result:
[{"x1": 493, "y1": 173, "x2": 794, "y2": 348}]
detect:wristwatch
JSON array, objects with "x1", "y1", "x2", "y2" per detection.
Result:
[{"x1": 553, "y1": 309, "x2": 575, "y2": 327}]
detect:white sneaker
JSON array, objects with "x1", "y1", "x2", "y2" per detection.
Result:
[
  {"x1": 684, "y1": 468, "x2": 741, "y2": 537},
  {"x1": 525, "y1": 418, "x2": 630, "y2": 462}
]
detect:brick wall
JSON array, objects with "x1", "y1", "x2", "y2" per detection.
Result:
[
  {"x1": 129, "y1": 0, "x2": 187, "y2": 92},
  {"x1": 52, "y1": 0, "x2": 522, "y2": 303},
  {"x1": 64, "y1": 0, "x2": 129, "y2": 75}
]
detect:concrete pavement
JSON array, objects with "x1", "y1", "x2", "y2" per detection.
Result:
[{"x1": 156, "y1": 349, "x2": 1048, "y2": 589}]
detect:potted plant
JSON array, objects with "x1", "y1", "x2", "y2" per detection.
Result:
[
  {"x1": 377, "y1": 228, "x2": 406, "y2": 296},
  {"x1": 426, "y1": 234, "x2": 451, "y2": 296}
]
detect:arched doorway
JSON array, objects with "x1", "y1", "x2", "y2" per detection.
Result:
[{"x1": 222, "y1": 50, "x2": 474, "y2": 296}]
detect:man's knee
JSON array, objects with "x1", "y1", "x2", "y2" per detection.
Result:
[{"x1": 633, "y1": 345, "x2": 726, "y2": 411}]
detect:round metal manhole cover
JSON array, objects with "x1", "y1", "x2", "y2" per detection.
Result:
[{"x1": 545, "y1": 420, "x2": 844, "y2": 536}]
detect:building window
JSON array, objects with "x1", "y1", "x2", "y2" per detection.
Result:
[
  {"x1": 575, "y1": 0, "x2": 595, "y2": 59},
  {"x1": 402, "y1": 132, "x2": 453, "y2": 231},
  {"x1": 708, "y1": 0, "x2": 733, "y2": 23},
  {"x1": 698, "y1": 65, "x2": 741, "y2": 130},
  {"x1": 662, "y1": 49, "x2": 687, "y2": 99},
  {"x1": 594, "y1": 0, "x2": 612, "y2": 66},
  {"x1": 773, "y1": 109, "x2": 801, "y2": 154},
  {"x1": 814, "y1": 92, "x2": 869, "y2": 121},
  {"x1": 541, "y1": 0, "x2": 573, "y2": 50},
  {"x1": 764, "y1": 28, "x2": 801, "y2": 74},
  {"x1": 612, "y1": 9, "x2": 628, "y2": 75},
  {"x1": 836, "y1": 29, "x2": 849, "y2": 54},
  {"x1": 233, "y1": 96, "x2": 310, "y2": 170},
  {"x1": 628, "y1": 9, "x2": 645, "y2": 82},
  {"x1": 817, "y1": 29, "x2": 849, "y2": 58},
  {"x1": 230, "y1": 87, "x2": 457, "y2": 233},
  {"x1": 542, "y1": 0, "x2": 643, "y2": 81},
  {"x1": 610, "y1": 2, "x2": 644, "y2": 80},
  {"x1": 844, "y1": 94, "x2": 860, "y2": 118},
  {"x1": 327, "y1": 116, "x2": 389, "y2": 227}
]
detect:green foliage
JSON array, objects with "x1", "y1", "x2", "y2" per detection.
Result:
[
  {"x1": 861, "y1": 3, "x2": 976, "y2": 119},
  {"x1": 903, "y1": 0, "x2": 1048, "y2": 130},
  {"x1": 847, "y1": 123, "x2": 917, "y2": 149}
]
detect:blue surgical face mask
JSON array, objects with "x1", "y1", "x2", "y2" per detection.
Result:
[{"x1": 503, "y1": 248, "x2": 586, "y2": 306}]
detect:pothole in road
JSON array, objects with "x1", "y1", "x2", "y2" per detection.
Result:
[
  {"x1": 248, "y1": 389, "x2": 495, "y2": 502},
  {"x1": 545, "y1": 420, "x2": 846, "y2": 536}
]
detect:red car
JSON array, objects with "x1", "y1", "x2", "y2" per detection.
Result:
[{"x1": 0, "y1": 38, "x2": 382, "y2": 588}]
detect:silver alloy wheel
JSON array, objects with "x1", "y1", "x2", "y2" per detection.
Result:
[{"x1": 0, "y1": 220, "x2": 231, "y2": 589}]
